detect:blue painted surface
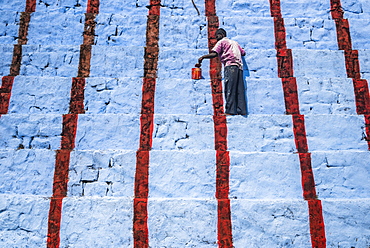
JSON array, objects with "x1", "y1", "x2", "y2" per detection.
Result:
[{"x1": 1, "y1": 0, "x2": 370, "y2": 247}]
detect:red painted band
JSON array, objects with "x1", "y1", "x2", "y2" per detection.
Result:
[
  {"x1": 277, "y1": 49, "x2": 294, "y2": 78},
  {"x1": 352, "y1": 79, "x2": 370, "y2": 114},
  {"x1": 282, "y1": 77, "x2": 300, "y2": 114},
  {"x1": 133, "y1": 198, "x2": 149, "y2": 248},
  {"x1": 133, "y1": 1, "x2": 161, "y2": 246},
  {"x1": 141, "y1": 78, "x2": 156, "y2": 114},
  {"x1": 334, "y1": 19, "x2": 352, "y2": 51},
  {"x1": 148, "y1": 0, "x2": 161, "y2": 16},
  {"x1": 52, "y1": 150, "x2": 73, "y2": 197},
  {"x1": 133, "y1": 151, "x2": 150, "y2": 247},
  {"x1": 269, "y1": 0, "x2": 282, "y2": 18},
  {"x1": 135, "y1": 151, "x2": 150, "y2": 199},
  {"x1": 308, "y1": 200, "x2": 326, "y2": 248},
  {"x1": 216, "y1": 150, "x2": 230, "y2": 199},
  {"x1": 292, "y1": 115, "x2": 308, "y2": 153},
  {"x1": 60, "y1": 114, "x2": 79, "y2": 150},
  {"x1": 87, "y1": 0, "x2": 100, "y2": 14},
  {"x1": 344, "y1": 50, "x2": 360, "y2": 79},
  {"x1": 330, "y1": 0, "x2": 370, "y2": 148},
  {"x1": 47, "y1": 198, "x2": 63, "y2": 248},
  {"x1": 213, "y1": 116, "x2": 228, "y2": 151},
  {"x1": 47, "y1": 2, "x2": 98, "y2": 247},
  {"x1": 25, "y1": 0, "x2": 36, "y2": 12},
  {"x1": 330, "y1": 0, "x2": 344, "y2": 19},
  {"x1": 298, "y1": 153, "x2": 317, "y2": 200},
  {"x1": 78, "y1": 45, "x2": 92, "y2": 78},
  {"x1": 269, "y1": 1, "x2": 326, "y2": 246},
  {"x1": 10, "y1": 45, "x2": 22, "y2": 76},
  {"x1": 47, "y1": 149, "x2": 73, "y2": 248},
  {"x1": 217, "y1": 199, "x2": 233, "y2": 248},
  {"x1": 204, "y1": 2, "x2": 234, "y2": 246},
  {"x1": 47, "y1": 110, "x2": 79, "y2": 246},
  {"x1": 1, "y1": 3, "x2": 34, "y2": 115},
  {"x1": 69, "y1": 78, "x2": 86, "y2": 114},
  {"x1": 0, "y1": 76, "x2": 15, "y2": 115},
  {"x1": 273, "y1": 18, "x2": 287, "y2": 49},
  {"x1": 18, "y1": 13, "x2": 31, "y2": 45}
]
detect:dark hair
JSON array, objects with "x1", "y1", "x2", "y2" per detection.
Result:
[{"x1": 215, "y1": 28, "x2": 227, "y2": 37}]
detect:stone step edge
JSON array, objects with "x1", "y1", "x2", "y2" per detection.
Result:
[
  {"x1": 1, "y1": 76, "x2": 368, "y2": 82},
  {"x1": 1, "y1": 148, "x2": 368, "y2": 154},
  {"x1": 1, "y1": 75, "x2": 364, "y2": 80},
  {"x1": 0, "y1": 113, "x2": 367, "y2": 116},
  {"x1": 1, "y1": 194, "x2": 370, "y2": 202},
  {"x1": 1, "y1": 10, "x2": 370, "y2": 19},
  {"x1": 1, "y1": 45, "x2": 370, "y2": 52}
]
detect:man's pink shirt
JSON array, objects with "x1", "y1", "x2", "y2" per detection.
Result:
[{"x1": 212, "y1": 37, "x2": 246, "y2": 69}]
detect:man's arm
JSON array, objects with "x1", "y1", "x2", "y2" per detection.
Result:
[
  {"x1": 195, "y1": 51, "x2": 218, "y2": 67},
  {"x1": 238, "y1": 43, "x2": 246, "y2": 56}
]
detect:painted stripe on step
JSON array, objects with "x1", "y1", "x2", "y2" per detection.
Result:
[
  {"x1": 205, "y1": 2, "x2": 234, "y2": 247},
  {"x1": 269, "y1": 0, "x2": 327, "y2": 247},
  {"x1": 46, "y1": 1, "x2": 99, "y2": 247},
  {"x1": 330, "y1": 0, "x2": 370, "y2": 149},
  {"x1": 133, "y1": 1, "x2": 160, "y2": 247},
  {"x1": 0, "y1": 4, "x2": 35, "y2": 116}
]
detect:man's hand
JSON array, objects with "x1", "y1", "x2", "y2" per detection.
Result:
[
  {"x1": 195, "y1": 52, "x2": 217, "y2": 67},
  {"x1": 195, "y1": 56, "x2": 204, "y2": 67}
]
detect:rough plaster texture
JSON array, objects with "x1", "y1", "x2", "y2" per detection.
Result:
[
  {"x1": 231, "y1": 200, "x2": 311, "y2": 247},
  {"x1": 1, "y1": 0, "x2": 370, "y2": 247}
]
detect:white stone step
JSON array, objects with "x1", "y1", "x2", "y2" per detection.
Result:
[
  {"x1": 0, "y1": 113, "x2": 367, "y2": 151},
  {"x1": 1, "y1": 44, "x2": 369, "y2": 81},
  {"x1": 2, "y1": 13, "x2": 370, "y2": 51},
  {"x1": 4, "y1": 76, "x2": 358, "y2": 116},
  {"x1": 2, "y1": 149, "x2": 370, "y2": 199},
  {"x1": 1, "y1": 194, "x2": 369, "y2": 247},
  {"x1": 0, "y1": 194, "x2": 49, "y2": 247}
]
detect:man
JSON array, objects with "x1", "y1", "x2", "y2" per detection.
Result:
[{"x1": 196, "y1": 28, "x2": 247, "y2": 116}]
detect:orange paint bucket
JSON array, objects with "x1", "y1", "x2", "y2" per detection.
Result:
[{"x1": 191, "y1": 67, "x2": 202, "y2": 80}]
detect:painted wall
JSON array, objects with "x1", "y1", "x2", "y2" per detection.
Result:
[{"x1": 1, "y1": 0, "x2": 370, "y2": 247}]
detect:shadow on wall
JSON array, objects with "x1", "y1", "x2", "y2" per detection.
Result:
[{"x1": 243, "y1": 56, "x2": 250, "y2": 114}]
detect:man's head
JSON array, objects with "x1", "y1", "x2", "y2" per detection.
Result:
[{"x1": 215, "y1": 28, "x2": 226, "y2": 41}]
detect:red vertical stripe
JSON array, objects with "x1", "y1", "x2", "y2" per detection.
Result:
[
  {"x1": 217, "y1": 199, "x2": 233, "y2": 247},
  {"x1": 292, "y1": 115, "x2": 308, "y2": 153},
  {"x1": 204, "y1": 1, "x2": 234, "y2": 247},
  {"x1": 9, "y1": 45, "x2": 22, "y2": 76},
  {"x1": 330, "y1": 0, "x2": 370, "y2": 148},
  {"x1": 277, "y1": 49, "x2": 294, "y2": 78},
  {"x1": 0, "y1": 76, "x2": 15, "y2": 115},
  {"x1": 69, "y1": 78, "x2": 86, "y2": 115},
  {"x1": 87, "y1": 0, "x2": 99, "y2": 14},
  {"x1": 334, "y1": 19, "x2": 352, "y2": 51},
  {"x1": 60, "y1": 114, "x2": 79, "y2": 150},
  {"x1": 133, "y1": 0, "x2": 160, "y2": 247},
  {"x1": 133, "y1": 151, "x2": 150, "y2": 248},
  {"x1": 46, "y1": 1, "x2": 99, "y2": 247},
  {"x1": 308, "y1": 200, "x2": 326, "y2": 247},
  {"x1": 298, "y1": 153, "x2": 317, "y2": 200},
  {"x1": 281, "y1": 77, "x2": 300, "y2": 114},
  {"x1": 47, "y1": 149, "x2": 73, "y2": 248},
  {"x1": 216, "y1": 150, "x2": 230, "y2": 199},
  {"x1": 269, "y1": 1, "x2": 326, "y2": 247},
  {"x1": 25, "y1": 0, "x2": 36, "y2": 12},
  {"x1": 47, "y1": 198, "x2": 63, "y2": 248},
  {"x1": 0, "y1": 3, "x2": 35, "y2": 117},
  {"x1": 352, "y1": 79, "x2": 370, "y2": 114},
  {"x1": 18, "y1": 12, "x2": 32, "y2": 45}
]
